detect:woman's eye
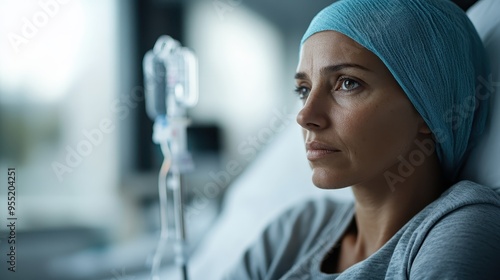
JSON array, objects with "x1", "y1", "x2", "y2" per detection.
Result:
[
  {"x1": 339, "y1": 78, "x2": 360, "y2": 91},
  {"x1": 294, "y1": 86, "x2": 310, "y2": 100}
]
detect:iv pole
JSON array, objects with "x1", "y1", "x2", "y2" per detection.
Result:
[{"x1": 144, "y1": 35, "x2": 198, "y2": 280}]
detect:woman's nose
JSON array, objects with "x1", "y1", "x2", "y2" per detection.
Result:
[{"x1": 296, "y1": 91, "x2": 329, "y2": 130}]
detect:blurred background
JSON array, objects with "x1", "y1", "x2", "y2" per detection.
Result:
[{"x1": 0, "y1": 0, "x2": 478, "y2": 279}]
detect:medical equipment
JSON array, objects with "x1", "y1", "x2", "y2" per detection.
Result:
[{"x1": 143, "y1": 35, "x2": 198, "y2": 280}]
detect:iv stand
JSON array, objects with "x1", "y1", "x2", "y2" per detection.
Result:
[
  {"x1": 152, "y1": 115, "x2": 192, "y2": 280},
  {"x1": 167, "y1": 114, "x2": 191, "y2": 280},
  {"x1": 146, "y1": 35, "x2": 197, "y2": 280}
]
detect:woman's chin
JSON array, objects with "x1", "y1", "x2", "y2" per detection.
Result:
[{"x1": 311, "y1": 168, "x2": 351, "y2": 190}]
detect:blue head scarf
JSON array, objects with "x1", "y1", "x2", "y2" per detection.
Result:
[{"x1": 301, "y1": 0, "x2": 490, "y2": 182}]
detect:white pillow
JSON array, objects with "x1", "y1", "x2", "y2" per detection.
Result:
[{"x1": 459, "y1": 0, "x2": 500, "y2": 192}]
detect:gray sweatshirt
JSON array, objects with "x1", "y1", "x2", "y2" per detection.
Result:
[{"x1": 224, "y1": 180, "x2": 500, "y2": 279}]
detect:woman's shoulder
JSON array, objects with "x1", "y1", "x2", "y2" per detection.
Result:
[
  {"x1": 414, "y1": 180, "x2": 500, "y2": 246},
  {"x1": 429, "y1": 180, "x2": 500, "y2": 235},
  {"x1": 446, "y1": 180, "x2": 500, "y2": 200},
  {"x1": 408, "y1": 180, "x2": 500, "y2": 279},
  {"x1": 262, "y1": 196, "x2": 354, "y2": 251},
  {"x1": 223, "y1": 196, "x2": 354, "y2": 280},
  {"x1": 431, "y1": 180, "x2": 500, "y2": 215}
]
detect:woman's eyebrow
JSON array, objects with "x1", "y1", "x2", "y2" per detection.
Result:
[
  {"x1": 294, "y1": 72, "x2": 309, "y2": 80},
  {"x1": 294, "y1": 63, "x2": 372, "y2": 80},
  {"x1": 321, "y1": 63, "x2": 371, "y2": 75}
]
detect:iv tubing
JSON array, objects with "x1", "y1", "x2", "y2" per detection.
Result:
[
  {"x1": 171, "y1": 165, "x2": 188, "y2": 280},
  {"x1": 151, "y1": 142, "x2": 171, "y2": 280}
]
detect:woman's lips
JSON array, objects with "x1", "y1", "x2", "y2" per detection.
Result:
[{"x1": 306, "y1": 141, "x2": 341, "y2": 161}]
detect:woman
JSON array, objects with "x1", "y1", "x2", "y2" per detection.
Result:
[{"x1": 225, "y1": 0, "x2": 500, "y2": 279}]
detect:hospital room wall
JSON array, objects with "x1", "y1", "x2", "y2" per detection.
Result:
[
  {"x1": 0, "y1": 0, "x2": 308, "y2": 235},
  {"x1": 185, "y1": 1, "x2": 301, "y2": 177},
  {"x1": 0, "y1": 0, "x2": 131, "y2": 234}
]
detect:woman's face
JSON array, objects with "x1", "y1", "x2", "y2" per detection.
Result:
[{"x1": 296, "y1": 31, "x2": 429, "y2": 189}]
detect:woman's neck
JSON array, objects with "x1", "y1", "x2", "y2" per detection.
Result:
[{"x1": 349, "y1": 150, "x2": 445, "y2": 260}]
